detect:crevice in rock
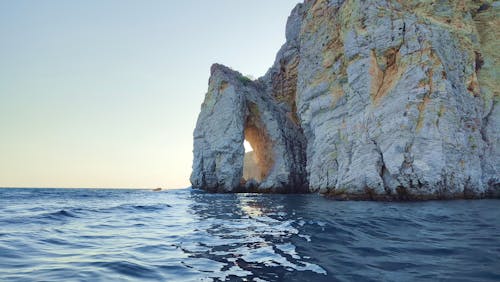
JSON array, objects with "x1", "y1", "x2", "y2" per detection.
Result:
[
  {"x1": 477, "y1": 3, "x2": 490, "y2": 13},
  {"x1": 480, "y1": 101, "x2": 494, "y2": 146},
  {"x1": 416, "y1": 65, "x2": 433, "y2": 132},
  {"x1": 371, "y1": 139, "x2": 394, "y2": 196},
  {"x1": 370, "y1": 47, "x2": 404, "y2": 104},
  {"x1": 474, "y1": 51, "x2": 484, "y2": 73},
  {"x1": 271, "y1": 56, "x2": 300, "y2": 125}
]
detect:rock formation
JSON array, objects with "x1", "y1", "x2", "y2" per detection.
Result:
[
  {"x1": 191, "y1": 0, "x2": 499, "y2": 199},
  {"x1": 190, "y1": 64, "x2": 307, "y2": 193}
]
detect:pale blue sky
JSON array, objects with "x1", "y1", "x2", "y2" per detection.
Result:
[{"x1": 0, "y1": 0, "x2": 300, "y2": 188}]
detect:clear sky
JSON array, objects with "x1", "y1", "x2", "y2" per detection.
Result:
[{"x1": 0, "y1": 0, "x2": 300, "y2": 189}]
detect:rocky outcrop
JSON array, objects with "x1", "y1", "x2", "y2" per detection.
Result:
[
  {"x1": 190, "y1": 64, "x2": 307, "y2": 193},
  {"x1": 191, "y1": 0, "x2": 499, "y2": 199}
]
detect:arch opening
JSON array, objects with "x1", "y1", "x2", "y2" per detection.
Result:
[
  {"x1": 241, "y1": 104, "x2": 274, "y2": 186},
  {"x1": 242, "y1": 140, "x2": 261, "y2": 182}
]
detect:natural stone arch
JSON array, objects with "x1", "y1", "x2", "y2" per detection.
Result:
[
  {"x1": 191, "y1": 64, "x2": 308, "y2": 193},
  {"x1": 193, "y1": 1, "x2": 500, "y2": 199}
]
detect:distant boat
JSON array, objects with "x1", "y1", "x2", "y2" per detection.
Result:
[{"x1": 152, "y1": 187, "x2": 162, "y2": 192}]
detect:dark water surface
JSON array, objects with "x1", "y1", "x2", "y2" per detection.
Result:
[{"x1": 0, "y1": 188, "x2": 499, "y2": 281}]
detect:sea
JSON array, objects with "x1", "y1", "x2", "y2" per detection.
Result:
[{"x1": 0, "y1": 188, "x2": 499, "y2": 281}]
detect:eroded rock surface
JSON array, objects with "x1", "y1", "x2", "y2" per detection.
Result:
[
  {"x1": 191, "y1": 0, "x2": 499, "y2": 199},
  {"x1": 190, "y1": 64, "x2": 307, "y2": 193}
]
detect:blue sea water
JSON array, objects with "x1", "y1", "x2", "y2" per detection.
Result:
[{"x1": 0, "y1": 188, "x2": 499, "y2": 281}]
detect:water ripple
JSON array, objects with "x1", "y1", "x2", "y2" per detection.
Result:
[{"x1": 0, "y1": 188, "x2": 498, "y2": 281}]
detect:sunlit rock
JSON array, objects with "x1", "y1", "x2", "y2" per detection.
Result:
[
  {"x1": 191, "y1": 0, "x2": 499, "y2": 199},
  {"x1": 190, "y1": 64, "x2": 307, "y2": 193}
]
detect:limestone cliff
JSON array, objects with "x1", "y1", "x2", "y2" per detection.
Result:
[
  {"x1": 190, "y1": 64, "x2": 307, "y2": 193},
  {"x1": 191, "y1": 0, "x2": 499, "y2": 199}
]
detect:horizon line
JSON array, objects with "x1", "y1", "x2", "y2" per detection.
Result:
[{"x1": 0, "y1": 186, "x2": 191, "y2": 190}]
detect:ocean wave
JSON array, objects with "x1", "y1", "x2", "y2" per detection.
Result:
[{"x1": 0, "y1": 188, "x2": 498, "y2": 281}]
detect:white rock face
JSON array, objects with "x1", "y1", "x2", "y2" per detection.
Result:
[
  {"x1": 191, "y1": 0, "x2": 499, "y2": 199},
  {"x1": 190, "y1": 65, "x2": 307, "y2": 193}
]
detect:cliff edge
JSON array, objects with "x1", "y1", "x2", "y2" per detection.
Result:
[{"x1": 191, "y1": 0, "x2": 499, "y2": 200}]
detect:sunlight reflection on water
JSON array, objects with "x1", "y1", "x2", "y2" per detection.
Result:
[{"x1": 0, "y1": 188, "x2": 499, "y2": 281}]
